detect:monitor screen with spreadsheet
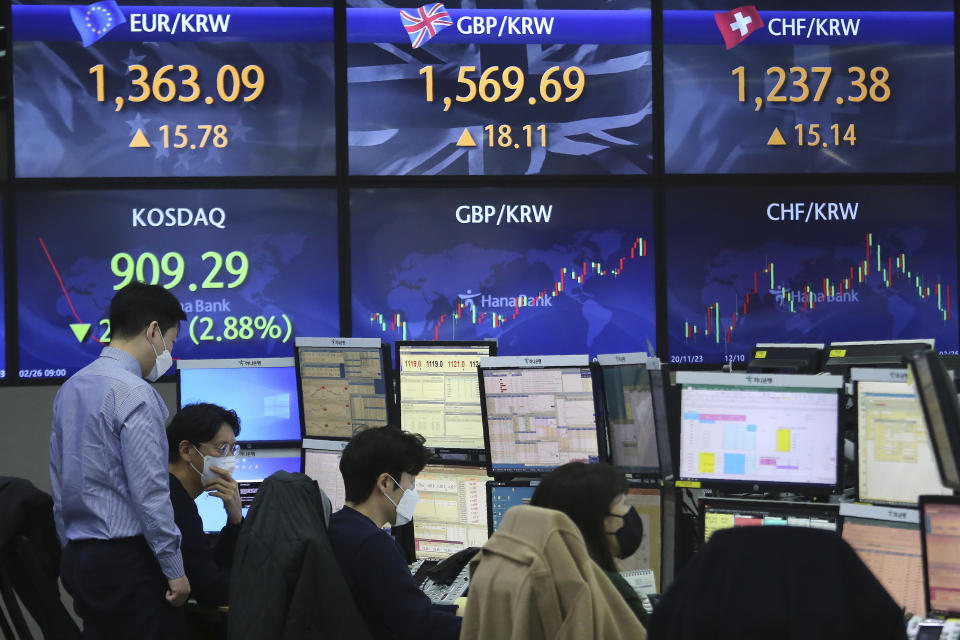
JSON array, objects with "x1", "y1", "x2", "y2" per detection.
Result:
[
  {"x1": 842, "y1": 516, "x2": 925, "y2": 616},
  {"x1": 600, "y1": 363, "x2": 664, "y2": 476},
  {"x1": 856, "y1": 376, "x2": 952, "y2": 505},
  {"x1": 487, "y1": 482, "x2": 538, "y2": 535},
  {"x1": 178, "y1": 359, "x2": 302, "y2": 443},
  {"x1": 921, "y1": 497, "x2": 960, "y2": 617},
  {"x1": 397, "y1": 342, "x2": 496, "y2": 451},
  {"x1": 677, "y1": 373, "x2": 841, "y2": 490},
  {"x1": 196, "y1": 447, "x2": 301, "y2": 534},
  {"x1": 700, "y1": 497, "x2": 839, "y2": 544},
  {"x1": 303, "y1": 448, "x2": 346, "y2": 513},
  {"x1": 481, "y1": 366, "x2": 601, "y2": 474},
  {"x1": 296, "y1": 342, "x2": 388, "y2": 440},
  {"x1": 413, "y1": 465, "x2": 492, "y2": 560}
]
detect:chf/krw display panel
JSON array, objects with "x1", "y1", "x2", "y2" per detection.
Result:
[
  {"x1": 351, "y1": 188, "x2": 655, "y2": 356},
  {"x1": 17, "y1": 188, "x2": 338, "y2": 379},
  {"x1": 667, "y1": 186, "x2": 959, "y2": 366},
  {"x1": 664, "y1": 0, "x2": 955, "y2": 173},
  {"x1": 347, "y1": 0, "x2": 652, "y2": 175},
  {"x1": 12, "y1": 0, "x2": 335, "y2": 177}
]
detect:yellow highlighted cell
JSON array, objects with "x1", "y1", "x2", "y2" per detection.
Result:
[
  {"x1": 699, "y1": 452, "x2": 715, "y2": 473},
  {"x1": 777, "y1": 429, "x2": 791, "y2": 452}
]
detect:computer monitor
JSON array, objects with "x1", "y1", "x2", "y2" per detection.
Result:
[
  {"x1": 196, "y1": 446, "x2": 302, "y2": 533},
  {"x1": 920, "y1": 496, "x2": 960, "y2": 618},
  {"x1": 596, "y1": 353, "x2": 666, "y2": 478},
  {"x1": 676, "y1": 372, "x2": 842, "y2": 492},
  {"x1": 302, "y1": 442, "x2": 347, "y2": 513},
  {"x1": 177, "y1": 358, "x2": 302, "y2": 443},
  {"x1": 413, "y1": 464, "x2": 492, "y2": 559},
  {"x1": 910, "y1": 349, "x2": 960, "y2": 490},
  {"x1": 619, "y1": 485, "x2": 663, "y2": 592},
  {"x1": 854, "y1": 368, "x2": 952, "y2": 505},
  {"x1": 480, "y1": 356, "x2": 602, "y2": 475},
  {"x1": 700, "y1": 497, "x2": 839, "y2": 544},
  {"x1": 396, "y1": 341, "x2": 497, "y2": 451},
  {"x1": 486, "y1": 481, "x2": 538, "y2": 535},
  {"x1": 747, "y1": 343, "x2": 824, "y2": 374},
  {"x1": 648, "y1": 368, "x2": 676, "y2": 480},
  {"x1": 823, "y1": 339, "x2": 935, "y2": 376},
  {"x1": 295, "y1": 338, "x2": 390, "y2": 440},
  {"x1": 840, "y1": 503, "x2": 925, "y2": 617}
]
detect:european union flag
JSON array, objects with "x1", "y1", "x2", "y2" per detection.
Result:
[{"x1": 70, "y1": 0, "x2": 126, "y2": 47}]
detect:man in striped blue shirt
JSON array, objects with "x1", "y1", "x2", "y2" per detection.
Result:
[{"x1": 51, "y1": 282, "x2": 189, "y2": 639}]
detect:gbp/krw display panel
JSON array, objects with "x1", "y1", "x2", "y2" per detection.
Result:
[
  {"x1": 347, "y1": 0, "x2": 651, "y2": 175},
  {"x1": 667, "y1": 186, "x2": 959, "y2": 365},
  {"x1": 351, "y1": 187, "x2": 656, "y2": 356},
  {"x1": 12, "y1": 0, "x2": 335, "y2": 177},
  {"x1": 17, "y1": 188, "x2": 339, "y2": 379},
  {"x1": 664, "y1": 0, "x2": 955, "y2": 173}
]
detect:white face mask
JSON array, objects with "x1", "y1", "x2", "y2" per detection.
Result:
[
  {"x1": 383, "y1": 475, "x2": 419, "y2": 526},
  {"x1": 146, "y1": 331, "x2": 172, "y2": 382},
  {"x1": 191, "y1": 446, "x2": 236, "y2": 486}
]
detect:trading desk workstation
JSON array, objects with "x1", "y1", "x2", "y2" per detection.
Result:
[{"x1": 170, "y1": 337, "x2": 960, "y2": 638}]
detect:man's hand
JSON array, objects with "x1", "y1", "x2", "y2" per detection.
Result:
[
  {"x1": 166, "y1": 575, "x2": 191, "y2": 607},
  {"x1": 205, "y1": 466, "x2": 242, "y2": 525}
]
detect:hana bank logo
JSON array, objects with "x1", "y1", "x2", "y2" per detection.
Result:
[{"x1": 459, "y1": 289, "x2": 553, "y2": 310}]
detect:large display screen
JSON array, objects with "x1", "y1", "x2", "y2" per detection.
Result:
[
  {"x1": 667, "y1": 186, "x2": 959, "y2": 366},
  {"x1": 12, "y1": 1, "x2": 335, "y2": 177},
  {"x1": 351, "y1": 187, "x2": 655, "y2": 356},
  {"x1": 16, "y1": 188, "x2": 339, "y2": 379},
  {"x1": 347, "y1": 0, "x2": 652, "y2": 175},
  {"x1": 664, "y1": 1, "x2": 955, "y2": 173}
]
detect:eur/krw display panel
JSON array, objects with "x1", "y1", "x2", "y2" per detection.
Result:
[
  {"x1": 664, "y1": 0, "x2": 955, "y2": 173},
  {"x1": 347, "y1": 0, "x2": 652, "y2": 175},
  {"x1": 667, "y1": 186, "x2": 959, "y2": 366},
  {"x1": 12, "y1": 0, "x2": 335, "y2": 177},
  {"x1": 17, "y1": 188, "x2": 339, "y2": 379},
  {"x1": 352, "y1": 187, "x2": 655, "y2": 356}
]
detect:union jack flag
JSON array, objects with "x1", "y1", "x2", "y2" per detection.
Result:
[{"x1": 400, "y1": 3, "x2": 452, "y2": 49}]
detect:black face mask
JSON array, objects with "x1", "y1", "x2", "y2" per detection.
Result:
[{"x1": 609, "y1": 507, "x2": 644, "y2": 559}]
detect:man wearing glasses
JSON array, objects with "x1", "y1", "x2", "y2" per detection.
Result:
[{"x1": 167, "y1": 403, "x2": 243, "y2": 610}]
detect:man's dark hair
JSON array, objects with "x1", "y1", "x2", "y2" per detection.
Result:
[
  {"x1": 109, "y1": 282, "x2": 186, "y2": 340},
  {"x1": 340, "y1": 426, "x2": 430, "y2": 503},
  {"x1": 167, "y1": 403, "x2": 242, "y2": 464},
  {"x1": 530, "y1": 462, "x2": 630, "y2": 572}
]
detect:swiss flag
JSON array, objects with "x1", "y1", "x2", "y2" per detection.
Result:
[{"x1": 714, "y1": 6, "x2": 764, "y2": 49}]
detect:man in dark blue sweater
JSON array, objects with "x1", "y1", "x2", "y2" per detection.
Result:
[{"x1": 327, "y1": 427, "x2": 462, "y2": 640}]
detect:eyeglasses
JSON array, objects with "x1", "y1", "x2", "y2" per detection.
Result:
[{"x1": 196, "y1": 442, "x2": 240, "y2": 457}]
